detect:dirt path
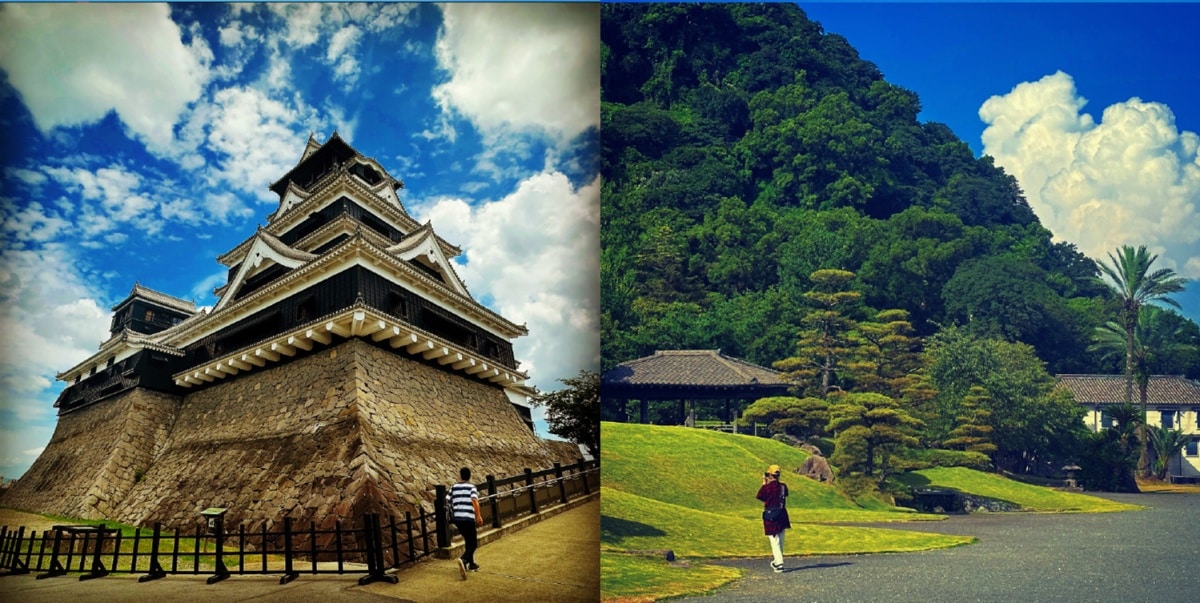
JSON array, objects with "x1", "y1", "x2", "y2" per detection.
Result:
[{"x1": 0, "y1": 508, "x2": 62, "y2": 534}]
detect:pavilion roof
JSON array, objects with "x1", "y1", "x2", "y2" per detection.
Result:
[
  {"x1": 1056, "y1": 374, "x2": 1200, "y2": 405},
  {"x1": 603, "y1": 350, "x2": 787, "y2": 388}
]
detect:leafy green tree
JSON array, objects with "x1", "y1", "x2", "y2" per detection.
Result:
[
  {"x1": 774, "y1": 269, "x2": 864, "y2": 395},
  {"x1": 739, "y1": 396, "x2": 829, "y2": 438},
  {"x1": 827, "y1": 392, "x2": 922, "y2": 479},
  {"x1": 534, "y1": 370, "x2": 600, "y2": 455},
  {"x1": 922, "y1": 327, "x2": 1085, "y2": 473}
]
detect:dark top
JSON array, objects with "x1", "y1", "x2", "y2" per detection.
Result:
[{"x1": 756, "y1": 479, "x2": 791, "y2": 536}]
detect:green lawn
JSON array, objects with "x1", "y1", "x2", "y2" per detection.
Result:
[
  {"x1": 601, "y1": 422, "x2": 1139, "y2": 601},
  {"x1": 901, "y1": 467, "x2": 1142, "y2": 513}
]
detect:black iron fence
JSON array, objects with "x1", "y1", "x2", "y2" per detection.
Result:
[{"x1": 0, "y1": 458, "x2": 598, "y2": 585}]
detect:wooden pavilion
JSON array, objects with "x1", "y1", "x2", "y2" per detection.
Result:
[{"x1": 601, "y1": 349, "x2": 790, "y2": 427}]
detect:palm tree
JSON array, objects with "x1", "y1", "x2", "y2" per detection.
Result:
[
  {"x1": 1090, "y1": 307, "x2": 1196, "y2": 409},
  {"x1": 1095, "y1": 245, "x2": 1188, "y2": 403},
  {"x1": 1146, "y1": 425, "x2": 1190, "y2": 481},
  {"x1": 1095, "y1": 245, "x2": 1187, "y2": 476}
]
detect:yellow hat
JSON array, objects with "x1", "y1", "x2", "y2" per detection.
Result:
[{"x1": 767, "y1": 465, "x2": 781, "y2": 475}]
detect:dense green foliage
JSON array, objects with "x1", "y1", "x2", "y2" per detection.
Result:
[{"x1": 600, "y1": 4, "x2": 1199, "y2": 381}]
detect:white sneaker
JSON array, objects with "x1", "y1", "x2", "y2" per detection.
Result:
[
  {"x1": 771, "y1": 561, "x2": 784, "y2": 573},
  {"x1": 457, "y1": 558, "x2": 467, "y2": 580}
]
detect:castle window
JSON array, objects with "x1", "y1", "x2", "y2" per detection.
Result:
[
  {"x1": 145, "y1": 309, "x2": 156, "y2": 322},
  {"x1": 387, "y1": 292, "x2": 409, "y2": 320},
  {"x1": 106, "y1": 357, "x2": 114, "y2": 369}
]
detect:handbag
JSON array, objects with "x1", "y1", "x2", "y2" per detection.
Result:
[{"x1": 762, "y1": 506, "x2": 785, "y2": 523}]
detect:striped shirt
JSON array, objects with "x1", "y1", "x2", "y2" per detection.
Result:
[{"x1": 447, "y1": 481, "x2": 479, "y2": 521}]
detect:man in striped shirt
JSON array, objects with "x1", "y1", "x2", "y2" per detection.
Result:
[{"x1": 447, "y1": 466, "x2": 484, "y2": 578}]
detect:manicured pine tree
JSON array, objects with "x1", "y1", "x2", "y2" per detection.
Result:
[
  {"x1": 775, "y1": 269, "x2": 865, "y2": 396},
  {"x1": 943, "y1": 386, "x2": 997, "y2": 456}
]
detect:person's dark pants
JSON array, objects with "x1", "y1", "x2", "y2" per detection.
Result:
[{"x1": 454, "y1": 519, "x2": 478, "y2": 565}]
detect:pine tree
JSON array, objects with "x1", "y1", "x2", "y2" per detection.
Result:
[
  {"x1": 943, "y1": 386, "x2": 997, "y2": 455},
  {"x1": 774, "y1": 269, "x2": 864, "y2": 396}
]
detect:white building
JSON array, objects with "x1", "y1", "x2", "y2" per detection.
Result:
[{"x1": 1058, "y1": 374, "x2": 1200, "y2": 480}]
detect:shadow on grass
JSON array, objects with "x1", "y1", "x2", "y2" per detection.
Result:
[{"x1": 601, "y1": 514, "x2": 666, "y2": 545}]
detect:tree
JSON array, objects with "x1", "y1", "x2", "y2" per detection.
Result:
[
  {"x1": 1090, "y1": 306, "x2": 1197, "y2": 410},
  {"x1": 534, "y1": 370, "x2": 600, "y2": 456},
  {"x1": 740, "y1": 396, "x2": 829, "y2": 438},
  {"x1": 922, "y1": 327, "x2": 1085, "y2": 473},
  {"x1": 1094, "y1": 245, "x2": 1187, "y2": 406},
  {"x1": 1093, "y1": 245, "x2": 1188, "y2": 478},
  {"x1": 850, "y1": 308, "x2": 922, "y2": 398},
  {"x1": 1088, "y1": 403, "x2": 1142, "y2": 492},
  {"x1": 774, "y1": 269, "x2": 865, "y2": 395},
  {"x1": 943, "y1": 386, "x2": 997, "y2": 455},
  {"x1": 1146, "y1": 425, "x2": 1189, "y2": 481},
  {"x1": 827, "y1": 392, "x2": 922, "y2": 479}
]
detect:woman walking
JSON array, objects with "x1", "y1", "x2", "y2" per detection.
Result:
[{"x1": 756, "y1": 464, "x2": 790, "y2": 573}]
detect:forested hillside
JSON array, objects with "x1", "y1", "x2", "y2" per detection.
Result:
[{"x1": 600, "y1": 3, "x2": 1200, "y2": 380}]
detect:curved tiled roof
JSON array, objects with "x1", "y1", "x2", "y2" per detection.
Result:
[
  {"x1": 603, "y1": 350, "x2": 787, "y2": 387},
  {"x1": 1057, "y1": 374, "x2": 1200, "y2": 405}
]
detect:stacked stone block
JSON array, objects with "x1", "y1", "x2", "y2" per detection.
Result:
[{"x1": 4, "y1": 339, "x2": 569, "y2": 548}]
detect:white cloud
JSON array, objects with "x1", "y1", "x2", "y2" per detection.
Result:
[
  {"x1": 327, "y1": 24, "x2": 363, "y2": 85},
  {"x1": 0, "y1": 247, "x2": 111, "y2": 424},
  {"x1": 410, "y1": 171, "x2": 600, "y2": 389},
  {"x1": 980, "y1": 71, "x2": 1200, "y2": 278},
  {"x1": 202, "y1": 86, "x2": 310, "y2": 202},
  {"x1": 0, "y1": 3, "x2": 211, "y2": 156},
  {"x1": 4, "y1": 168, "x2": 48, "y2": 187},
  {"x1": 2, "y1": 202, "x2": 71, "y2": 243},
  {"x1": 432, "y1": 4, "x2": 600, "y2": 146}
]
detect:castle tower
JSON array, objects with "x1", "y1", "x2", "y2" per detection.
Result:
[{"x1": 4, "y1": 134, "x2": 572, "y2": 533}]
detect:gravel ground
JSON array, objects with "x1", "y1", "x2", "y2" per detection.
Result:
[{"x1": 680, "y1": 492, "x2": 1200, "y2": 603}]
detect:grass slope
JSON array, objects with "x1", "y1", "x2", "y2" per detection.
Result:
[
  {"x1": 603, "y1": 422, "x2": 906, "y2": 521},
  {"x1": 601, "y1": 422, "x2": 973, "y2": 600},
  {"x1": 903, "y1": 467, "x2": 1142, "y2": 512}
]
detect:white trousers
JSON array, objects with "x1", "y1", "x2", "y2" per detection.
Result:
[{"x1": 767, "y1": 531, "x2": 785, "y2": 566}]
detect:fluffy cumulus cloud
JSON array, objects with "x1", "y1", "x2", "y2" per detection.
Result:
[
  {"x1": 199, "y1": 86, "x2": 315, "y2": 203},
  {"x1": 433, "y1": 4, "x2": 600, "y2": 145},
  {"x1": 980, "y1": 71, "x2": 1200, "y2": 277},
  {"x1": 0, "y1": 3, "x2": 211, "y2": 156},
  {"x1": 411, "y1": 172, "x2": 601, "y2": 390}
]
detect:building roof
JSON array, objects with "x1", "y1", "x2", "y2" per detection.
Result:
[
  {"x1": 112, "y1": 283, "x2": 197, "y2": 314},
  {"x1": 603, "y1": 350, "x2": 787, "y2": 388},
  {"x1": 1057, "y1": 374, "x2": 1200, "y2": 405}
]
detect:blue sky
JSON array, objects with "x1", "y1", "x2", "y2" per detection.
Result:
[
  {"x1": 0, "y1": 3, "x2": 599, "y2": 480},
  {"x1": 801, "y1": 2, "x2": 1200, "y2": 325}
]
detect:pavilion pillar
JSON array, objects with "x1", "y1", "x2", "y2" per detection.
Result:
[
  {"x1": 640, "y1": 399, "x2": 648, "y2": 424},
  {"x1": 724, "y1": 399, "x2": 731, "y2": 425}
]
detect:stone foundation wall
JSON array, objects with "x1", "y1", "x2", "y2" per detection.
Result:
[
  {"x1": 1, "y1": 389, "x2": 178, "y2": 519},
  {"x1": 116, "y1": 339, "x2": 560, "y2": 534},
  {"x1": 6, "y1": 339, "x2": 569, "y2": 538}
]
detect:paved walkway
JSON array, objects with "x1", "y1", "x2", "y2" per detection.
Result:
[
  {"x1": 679, "y1": 492, "x2": 1200, "y2": 603},
  {"x1": 0, "y1": 498, "x2": 599, "y2": 603}
]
